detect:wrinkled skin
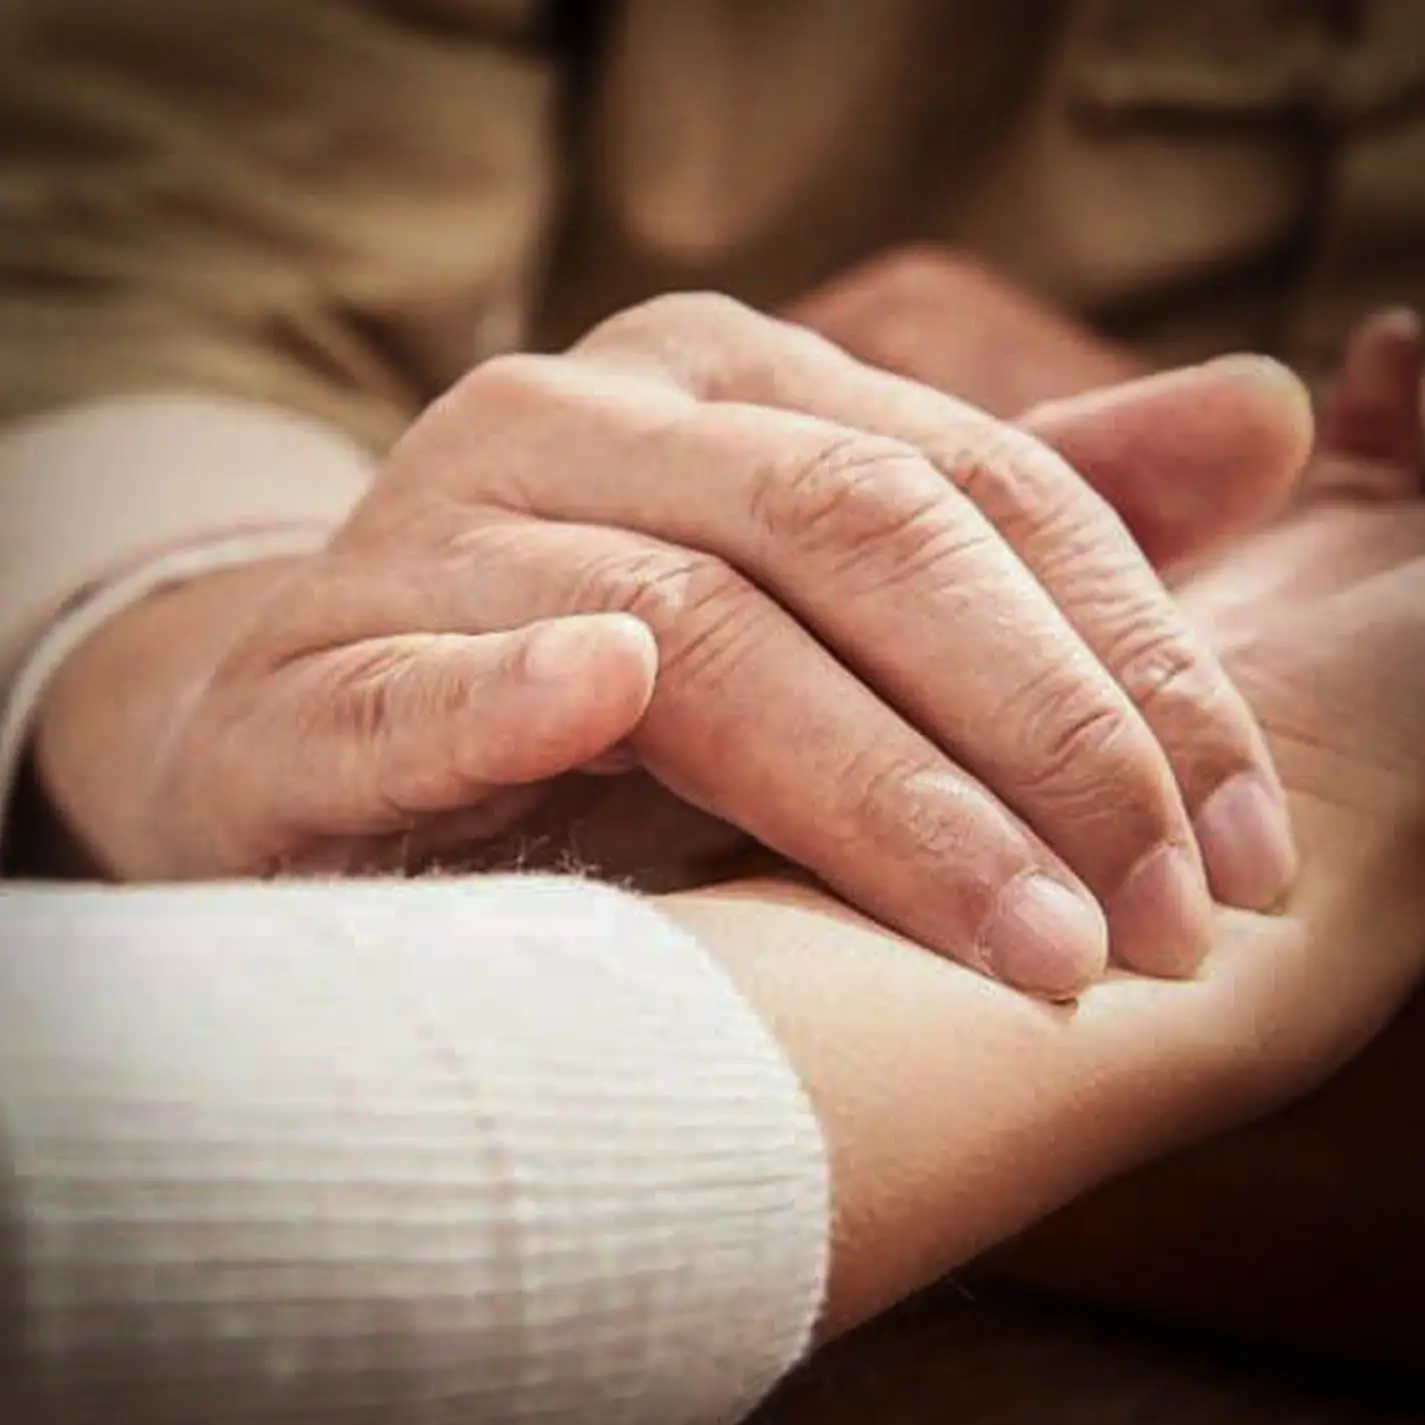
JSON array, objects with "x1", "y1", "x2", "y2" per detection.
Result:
[{"x1": 36, "y1": 291, "x2": 1313, "y2": 995}]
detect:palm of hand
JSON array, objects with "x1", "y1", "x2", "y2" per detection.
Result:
[{"x1": 1180, "y1": 492, "x2": 1425, "y2": 830}]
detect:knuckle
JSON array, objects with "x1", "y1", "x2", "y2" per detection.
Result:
[
  {"x1": 838, "y1": 749, "x2": 978, "y2": 872},
  {"x1": 649, "y1": 292, "x2": 752, "y2": 330},
  {"x1": 1117, "y1": 627, "x2": 1208, "y2": 709},
  {"x1": 650, "y1": 557, "x2": 772, "y2": 685},
  {"x1": 751, "y1": 431, "x2": 949, "y2": 562},
  {"x1": 949, "y1": 449, "x2": 1022, "y2": 530},
  {"x1": 948, "y1": 426, "x2": 1076, "y2": 538},
  {"x1": 389, "y1": 352, "x2": 569, "y2": 493},
  {"x1": 579, "y1": 548, "x2": 768, "y2": 683},
  {"x1": 1031, "y1": 510, "x2": 1134, "y2": 594},
  {"x1": 453, "y1": 351, "x2": 566, "y2": 419},
  {"x1": 1111, "y1": 624, "x2": 1255, "y2": 783},
  {"x1": 584, "y1": 291, "x2": 799, "y2": 398},
  {"x1": 321, "y1": 643, "x2": 474, "y2": 809},
  {"x1": 1036, "y1": 700, "x2": 1139, "y2": 794},
  {"x1": 852, "y1": 750, "x2": 944, "y2": 837},
  {"x1": 658, "y1": 584, "x2": 775, "y2": 686},
  {"x1": 634, "y1": 289, "x2": 758, "y2": 336},
  {"x1": 319, "y1": 642, "x2": 411, "y2": 748},
  {"x1": 1113, "y1": 625, "x2": 1218, "y2": 719},
  {"x1": 1009, "y1": 671, "x2": 1148, "y2": 803},
  {"x1": 579, "y1": 547, "x2": 731, "y2": 622},
  {"x1": 587, "y1": 290, "x2": 760, "y2": 361}
]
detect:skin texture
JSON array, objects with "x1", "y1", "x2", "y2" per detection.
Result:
[
  {"x1": 19, "y1": 258, "x2": 1423, "y2": 1373},
  {"x1": 793, "y1": 246, "x2": 1304, "y2": 568},
  {"x1": 662, "y1": 338, "x2": 1425, "y2": 1335},
  {"x1": 30, "y1": 295, "x2": 1310, "y2": 999},
  {"x1": 792, "y1": 275, "x2": 1425, "y2": 1369},
  {"x1": 695, "y1": 289, "x2": 1425, "y2": 1360},
  {"x1": 980, "y1": 992, "x2": 1425, "y2": 1376}
]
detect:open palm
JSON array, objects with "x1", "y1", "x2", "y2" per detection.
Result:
[{"x1": 1180, "y1": 315, "x2": 1425, "y2": 835}]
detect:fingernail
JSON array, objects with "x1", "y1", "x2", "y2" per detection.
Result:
[
  {"x1": 521, "y1": 618, "x2": 598, "y2": 683},
  {"x1": 1108, "y1": 842, "x2": 1213, "y2": 978},
  {"x1": 1206, "y1": 352, "x2": 1309, "y2": 398},
  {"x1": 523, "y1": 614, "x2": 659, "y2": 685},
  {"x1": 980, "y1": 873, "x2": 1107, "y2": 999},
  {"x1": 1194, "y1": 772, "x2": 1298, "y2": 911}
]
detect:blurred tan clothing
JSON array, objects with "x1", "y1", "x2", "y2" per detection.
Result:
[{"x1": 4, "y1": 0, "x2": 1424, "y2": 454}]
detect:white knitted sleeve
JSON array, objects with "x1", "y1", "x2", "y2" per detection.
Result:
[{"x1": 0, "y1": 875, "x2": 829, "y2": 1423}]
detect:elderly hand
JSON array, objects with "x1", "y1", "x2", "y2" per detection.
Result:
[{"x1": 34, "y1": 295, "x2": 1309, "y2": 995}]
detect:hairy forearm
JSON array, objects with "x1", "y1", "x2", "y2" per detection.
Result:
[{"x1": 663, "y1": 791, "x2": 1425, "y2": 1338}]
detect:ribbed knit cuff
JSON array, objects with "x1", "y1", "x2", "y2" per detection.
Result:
[{"x1": 0, "y1": 874, "x2": 829, "y2": 1423}]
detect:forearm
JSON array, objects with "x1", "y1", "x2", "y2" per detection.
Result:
[
  {"x1": 664, "y1": 792, "x2": 1425, "y2": 1338},
  {"x1": 981, "y1": 990, "x2": 1425, "y2": 1371}
]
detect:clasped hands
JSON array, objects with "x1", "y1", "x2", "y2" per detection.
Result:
[{"x1": 35, "y1": 257, "x2": 1424, "y2": 1008}]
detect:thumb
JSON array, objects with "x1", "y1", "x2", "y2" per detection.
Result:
[
  {"x1": 270, "y1": 612, "x2": 659, "y2": 837},
  {"x1": 1314, "y1": 307, "x2": 1422, "y2": 496},
  {"x1": 1021, "y1": 356, "x2": 1314, "y2": 568}
]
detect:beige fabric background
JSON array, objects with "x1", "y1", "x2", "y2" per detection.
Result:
[{"x1": 4, "y1": 0, "x2": 1423, "y2": 456}]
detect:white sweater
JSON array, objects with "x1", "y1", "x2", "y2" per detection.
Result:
[{"x1": 0, "y1": 875, "x2": 829, "y2": 1423}]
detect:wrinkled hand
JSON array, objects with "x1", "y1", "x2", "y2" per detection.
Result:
[
  {"x1": 802, "y1": 254, "x2": 1425, "y2": 833},
  {"x1": 37, "y1": 295, "x2": 1308, "y2": 995}
]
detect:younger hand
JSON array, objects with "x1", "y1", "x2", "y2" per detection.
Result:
[
  {"x1": 790, "y1": 247, "x2": 1141, "y2": 417},
  {"x1": 1179, "y1": 309, "x2": 1425, "y2": 1054}
]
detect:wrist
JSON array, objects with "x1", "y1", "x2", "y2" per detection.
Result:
[
  {"x1": 29, "y1": 557, "x2": 304, "y2": 879},
  {"x1": 660, "y1": 879, "x2": 1248, "y2": 1337},
  {"x1": 663, "y1": 815, "x2": 1425, "y2": 1340},
  {"x1": 1200, "y1": 787, "x2": 1425, "y2": 1108}
]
